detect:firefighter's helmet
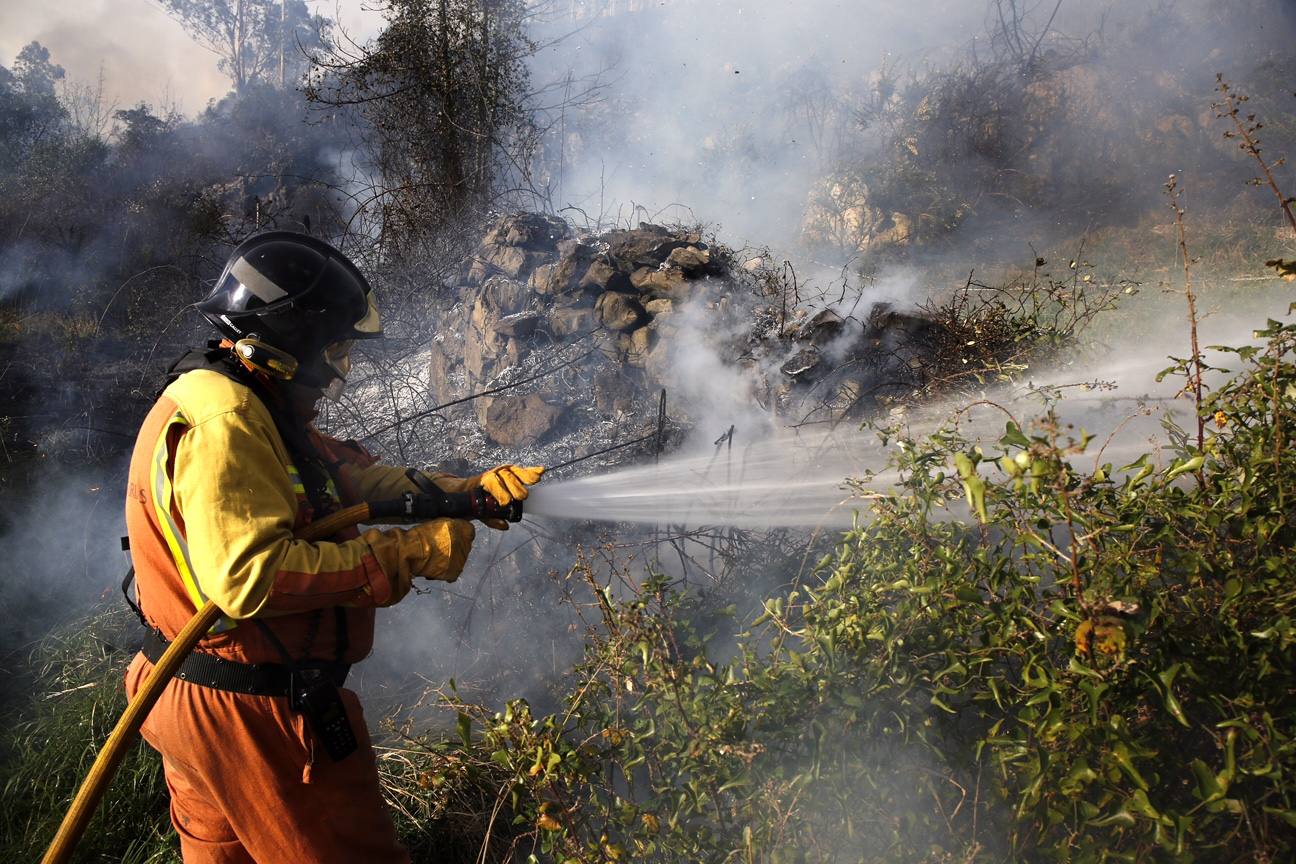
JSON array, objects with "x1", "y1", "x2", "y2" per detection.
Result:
[{"x1": 196, "y1": 232, "x2": 381, "y2": 389}]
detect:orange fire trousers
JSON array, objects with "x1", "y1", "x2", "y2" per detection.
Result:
[{"x1": 126, "y1": 653, "x2": 410, "y2": 863}]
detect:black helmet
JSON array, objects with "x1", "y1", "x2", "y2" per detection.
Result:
[{"x1": 197, "y1": 232, "x2": 382, "y2": 387}]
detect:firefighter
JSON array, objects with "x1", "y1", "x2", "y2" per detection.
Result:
[{"x1": 122, "y1": 231, "x2": 542, "y2": 863}]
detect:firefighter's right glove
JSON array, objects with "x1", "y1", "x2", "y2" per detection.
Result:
[
  {"x1": 427, "y1": 465, "x2": 545, "y2": 531},
  {"x1": 362, "y1": 518, "x2": 476, "y2": 605}
]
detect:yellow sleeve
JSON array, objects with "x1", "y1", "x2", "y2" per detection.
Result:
[
  {"x1": 171, "y1": 407, "x2": 390, "y2": 619},
  {"x1": 340, "y1": 461, "x2": 424, "y2": 502}
]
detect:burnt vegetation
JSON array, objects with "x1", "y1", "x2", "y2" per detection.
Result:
[{"x1": 2, "y1": 0, "x2": 1296, "y2": 862}]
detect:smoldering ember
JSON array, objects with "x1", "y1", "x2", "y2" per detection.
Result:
[{"x1": 2, "y1": 1, "x2": 1295, "y2": 862}]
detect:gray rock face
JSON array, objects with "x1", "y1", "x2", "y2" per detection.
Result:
[
  {"x1": 548, "y1": 306, "x2": 596, "y2": 338},
  {"x1": 666, "y1": 245, "x2": 712, "y2": 274},
  {"x1": 580, "y1": 258, "x2": 631, "y2": 293},
  {"x1": 595, "y1": 291, "x2": 646, "y2": 332},
  {"x1": 483, "y1": 393, "x2": 565, "y2": 447},
  {"x1": 781, "y1": 348, "x2": 822, "y2": 379},
  {"x1": 493, "y1": 312, "x2": 540, "y2": 338},
  {"x1": 631, "y1": 266, "x2": 691, "y2": 302}
]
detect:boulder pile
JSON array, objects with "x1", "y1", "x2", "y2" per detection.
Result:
[
  {"x1": 427, "y1": 214, "x2": 726, "y2": 446},
  {"x1": 424, "y1": 213, "x2": 942, "y2": 449}
]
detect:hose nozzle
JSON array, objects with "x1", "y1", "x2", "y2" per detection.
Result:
[{"x1": 372, "y1": 489, "x2": 523, "y2": 524}]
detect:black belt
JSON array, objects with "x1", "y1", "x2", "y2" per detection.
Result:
[{"x1": 140, "y1": 629, "x2": 350, "y2": 698}]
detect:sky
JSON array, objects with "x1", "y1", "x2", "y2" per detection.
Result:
[{"x1": 0, "y1": 0, "x2": 385, "y2": 115}]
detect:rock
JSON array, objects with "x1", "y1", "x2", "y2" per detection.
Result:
[
  {"x1": 643, "y1": 334, "x2": 675, "y2": 384},
  {"x1": 473, "y1": 395, "x2": 493, "y2": 427},
  {"x1": 644, "y1": 298, "x2": 674, "y2": 316},
  {"x1": 580, "y1": 257, "x2": 631, "y2": 293},
  {"x1": 535, "y1": 241, "x2": 598, "y2": 295},
  {"x1": 469, "y1": 297, "x2": 496, "y2": 335},
  {"x1": 503, "y1": 337, "x2": 528, "y2": 367},
  {"x1": 592, "y1": 367, "x2": 642, "y2": 414},
  {"x1": 528, "y1": 263, "x2": 557, "y2": 293},
  {"x1": 426, "y1": 338, "x2": 452, "y2": 402},
  {"x1": 482, "y1": 276, "x2": 527, "y2": 316},
  {"x1": 651, "y1": 313, "x2": 680, "y2": 338},
  {"x1": 1154, "y1": 114, "x2": 1194, "y2": 139},
  {"x1": 800, "y1": 175, "x2": 914, "y2": 255},
  {"x1": 870, "y1": 212, "x2": 913, "y2": 250},
  {"x1": 781, "y1": 347, "x2": 822, "y2": 379},
  {"x1": 805, "y1": 308, "x2": 845, "y2": 346},
  {"x1": 555, "y1": 238, "x2": 586, "y2": 258},
  {"x1": 742, "y1": 256, "x2": 765, "y2": 272},
  {"x1": 493, "y1": 312, "x2": 540, "y2": 338},
  {"x1": 484, "y1": 212, "x2": 569, "y2": 250},
  {"x1": 592, "y1": 328, "x2": 624, "y2": 361},
  {"x1": 504, "y1": 213, "x2": 568, "y2": 249},
  {"x1": 603, "y1": 224, "x2": 690, "y2": 270},
  {"x1": 622, "y1": 325, "x2": 653, "y2": 367},
  {"x1": 483, "y1": 393, "x2": 565, "y2": 447},
  {"x1": 865, "y1": 302, "x2": 935, "y2": 345},
  {"x1": 480, "y1": 244, "x2": 546, "y2": 280},
  {"x1": 631, "y1": 266, "x2": 690, "y2": 301},
  {"x1": 550, "y1": 287, "x2": 597, "y2": 309},
  {"x1": 595, "y1": 291, "x2": 646, "y2": 331},
  {"x1": 463, "y1": 330, "x2": 497, "y2": 384},
  {"x1": 462, "y1": 258, "x2": 490, "y2": 286},
  {"x1": 548, "y1": 307, "x2": 595, "y2": 338},
  {"x1": 667, "y1": 245, "x2": 711, "y2": 274}
]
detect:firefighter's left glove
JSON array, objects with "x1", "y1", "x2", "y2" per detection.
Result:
[
  {"x1": 430, "y1": 464, "x2": 545, "y2": 530},
  {"x1": 362, "y1": 518, "x2": 476, "y2": 605}
]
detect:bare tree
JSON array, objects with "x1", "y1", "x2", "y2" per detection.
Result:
[
  {"x1": 157, "y1": 0, "x2": 330, "y2": 92},
  {"x1": 308, "y1": 0, "x2": 540, "y2": 258}
]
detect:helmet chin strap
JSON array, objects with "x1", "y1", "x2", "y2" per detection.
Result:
[
  {"x1": 232, "y1": 338, "x2": 299, "y2": 380},
  {"x1": 323, "y1": 377, "x2": 347, "y2": 402},
  {"x1": 229, "y1": 337, "x2": 348, "y2": 402}
]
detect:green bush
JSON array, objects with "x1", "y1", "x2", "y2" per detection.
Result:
[
  {"x1": 0, "y1": 608, "x2": 176, "y2": 863},
  {"x1": 463, "y1": 310, "x2": 1296, "y2": 863}
]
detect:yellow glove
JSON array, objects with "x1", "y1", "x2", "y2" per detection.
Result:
[
  {"x1": 478, "y1": 464, "x2": 545, "y2": 505},
  {"x1": 429, "y1": 464, "x2": 545, "y2": 530},
  {"x1": 362, "y1": 518, "x2": 476, "y2": 604}
]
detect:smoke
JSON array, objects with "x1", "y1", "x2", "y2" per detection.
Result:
[
  {"x1": 0, "y1": 0, "x2": 227, "y2": 114},
  {"x1": 534, "y1": 0, "x2": 1296, "y2": 258},
  {"x1": 532, "y1": 0, "x2": 984, "y2": 247},
  {"x1": 0, "y1": 462, "x2": 132, "y2": 662}
]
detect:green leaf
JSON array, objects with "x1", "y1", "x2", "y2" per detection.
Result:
[
  {"x1": 457, "y1": 712, "x2": 473, "y2": 747},
  {"x1": 1165, "y1": 455, "x2": 1204, "y2": 480},
  {"x1": 1088, "y1": 809, "x2": 1137, "y2": 828},
  {"x1": 1112, "y1": 745, "x2": 1149, "y2": 790},
  {"x1": 962, "y1": 474, "x2": 988, "y2": 523},
  {"x1": 1263, "y1": 807, "x2": 1296, "y2": 828},
  {"x1": 1156, "y1": 665, "x2": 1190, "y2": 727},
  {"x1": 1127, "y1": 788, "x2": 1161, "y2": 820},
  {"x1": 930, "y1": 695, "x2": 958, "y2": 714},
  {"x1": 718, "y1": 775, "x2": 749, "y2": 793},
  {"x1": 1000, "y1": 421, "x2": 1031, "y2": 449},
  {"x1": 1190, "y1": 758, "x2": 1222, "y2": 802}
]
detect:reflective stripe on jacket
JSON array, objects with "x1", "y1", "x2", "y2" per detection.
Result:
[{"x1": 125, "y1": 368, "x2": 420, "y2": 665}]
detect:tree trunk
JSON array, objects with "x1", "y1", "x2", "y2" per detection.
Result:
[{"x1": 233, "y1": 0, "x2": 246, "y2": 93}]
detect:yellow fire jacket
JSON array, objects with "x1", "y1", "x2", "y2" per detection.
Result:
[{"x1": 125, "y1": 367, "x2": 427, "y2": 666}]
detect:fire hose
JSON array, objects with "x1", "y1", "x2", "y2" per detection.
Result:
[{"x1": 41, "y1": 487, "x2": 522, "y2": 864}]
